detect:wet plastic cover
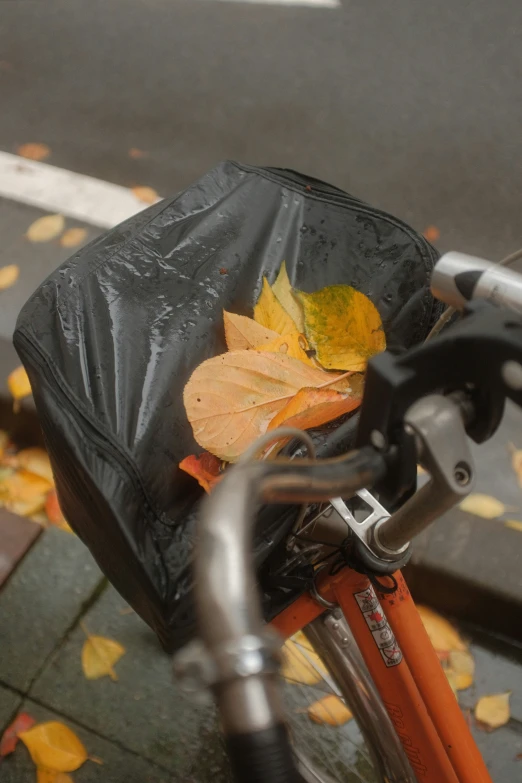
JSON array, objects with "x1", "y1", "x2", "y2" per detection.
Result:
[{"x1": 14, "y1": 162, "x2": 439, "y2": 650}]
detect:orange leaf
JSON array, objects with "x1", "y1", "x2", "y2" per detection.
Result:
[
  {"x1": 9, "y1": 447, "x2": 54, "y2": 482},
  {"x1": 183, "y1": 350, "x2": 350, "y2": 461},
  {"x1": 19, "y1": 722, "x2": 87, "y2": 772},
  {"x1": 0, "y1": 264, "x2": 20, "y2": 291},
  {"x1": 45, "y1": 489, "x2": 73, "y2": 532},
  {"x1": 80, "y1": 623, "x2": 125, "y2": 681},
  {"x1": 268, "y1": 387, "x2": 361, "y2": 431},
  {"x1": 178, "y1": 453, "x2": 223, "y2": 493},
  {"x1": 1, "y1": 469, "x2": 53, "y2": 517},
  {"x1": 131, "y1": 186, "x2": 159, "y2": 204},
  {"x1": 7, "y1": 366, "x2": 32, "y2": 400},
  {"x1": 17, "y1": 143, "x2": 50, "y2": 161},
  {"x1": 223, "y1": 311, "x2": 278, "y2": 351},
  {"x1": 423, "y1": 225, "x2": 440, "y2": 242},
  {"x1": 307, "y1": 694, "x2": 353, "y2": 726},
  {"x1": 0, "y1": 712, "x2": 35, "y2": 757}
]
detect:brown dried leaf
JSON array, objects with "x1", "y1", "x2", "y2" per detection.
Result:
[
  {"x1": 0, "y1": 264, "x2": 20, "y2": 291},
  {"x1": 131, "y1": 186, "x2": 159, "y2": 204},
  {"x1": 17, "y1": 143, "x2": 50, "y2": 161},
  {"x1": 26, "y1": 214, "x2": 65, "y2": 243},
  {"x1": 60, "y1": 228, "x2": 87, "y2": 248}
]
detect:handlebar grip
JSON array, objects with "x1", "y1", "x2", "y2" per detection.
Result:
[{"x1": 226, "y1": 725, "x2": 305, "y2": 783}]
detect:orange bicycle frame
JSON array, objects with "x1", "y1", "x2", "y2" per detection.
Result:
[{"x1": 271, "y1": 567, "x2": 492, "y2": 783}]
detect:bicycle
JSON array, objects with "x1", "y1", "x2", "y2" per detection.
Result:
[{"x1": 176, "y1": 251, "x2": 522, "y2": 783}]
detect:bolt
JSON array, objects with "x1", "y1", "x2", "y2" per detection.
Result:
[{"x1": 454, "y1": 462, "x2": 471, "y2": 486}]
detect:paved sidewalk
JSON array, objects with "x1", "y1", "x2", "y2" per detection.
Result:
[{"x1": 1, "y1": 521, "x2": 522, "y2": 782}]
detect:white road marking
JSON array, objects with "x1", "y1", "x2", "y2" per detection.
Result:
[
  {"x1": 210, "y1": 0, "x2": 340, "y2": 7},
  {"x1": 0, "y1": 151, "x2": 152, "y2": 228}
]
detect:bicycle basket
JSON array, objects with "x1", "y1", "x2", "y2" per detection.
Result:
[{"x1": 14, "y1": 161, "x2": 440, "y2": 651}]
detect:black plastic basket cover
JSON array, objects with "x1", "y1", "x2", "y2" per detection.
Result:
[{"x1": 14, "y1": 162, "x2": 439, "y2": 651}]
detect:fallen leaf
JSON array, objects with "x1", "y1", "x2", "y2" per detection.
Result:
[
  {"x1": 508, "y1": 443, "x2": 522, "y2": 488},
  {"x1": 178, "y1": 452, "x2": 223, "y2": 493},
  {"x1": 272, "y1": 262, "x2": 305, "y2": 332},
  {"x1": 446, "y1": 649, "x2": 475, "y2": 691},
  {"x1": 37, "y1": 771, "x2": 74, "y2": 783},
  {"x1": 0, "y1": 430, "x2": 8, "y2": 459},
  {"x1": 131, "y1": 185, "x2": 159, "y2": 204},
  {"x1": 459, "y1": 494, "x2": 507, "y2": 519},
  {"x1": 257, "y1": 332, "x2": 314, "y2": 366},
  {"x1": 59, "y1": 228, "x2": 87, "y2": 249},
  {"x1": 268, "y1": 387, "x2": 361, "y2": 431},
  {"x1": 0, "y1": 712, "x2": 35, "y2": 757},
  {"x1": 7, "y1": 366, "x2": 32, "y2": 400},
  {"x1": 81, "y1": 624, "x2": 125, "y2": 681},
  {"x1": 0, "y1": 264, "x2": 20, "y2": 291},
  {"x1": 19, "y1": 722, "x2": 87, "y2": 772},
  {"x1": 26, "y1": 214, "x2": 65, "y2": 243},
  {"x1": 223, "y1": 311, "x2": 279, "y2": 351},
  {"x1": 282, "y1": 637, "x2": 327, "y2": 685},
  {"x1": 1, "y1": 469, "x2": 54, "y2": 517},
  {"x1": 423, "y1": 225, "x2": 440, "y2": 243},
  {"x1": 17, "y1": 143, "x2": 50, "y2": 161},
  {"x1": 307, "y1": 694, "x2": 353, "y2": 726},
  {"x1": 9, "y1": 447, "x2": 54, "y2": 482},
  {"x1": 45, "y1": 489, "x2": 73, "y2": 532},
  {"x1": 416, "y1": 605, "x2": 467, "y2": 654},
  {"x1": 128, "y1": 148, "x2": 147, "y2": 159},
  {"x1": 183, "y1": 350, "x2": 350, "y2": 461},
  {"x1": 505, "y1": 520, "x2": 522, "y2": 532},
  {"x1": 297, "y1": 285, "x2": 386, "y2": 371},
  {"x1": 475, "y1": 692, "x2": 511, "y2": 730},
  {"x1": 254, "y1": 278, "x2": 298, "y2": 336}
]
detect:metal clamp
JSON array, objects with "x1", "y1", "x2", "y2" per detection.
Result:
[{"x1": 372, "y1": 394, "x2": 475, "y2": 555}]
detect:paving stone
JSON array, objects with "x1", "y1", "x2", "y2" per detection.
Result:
[
  {"x1": 0, "y1": 683, "x2": 22, "y2": 732},
  {"x1": 0, "y1": 508, "x2": 41, "y2": 589},
  {"x1": 0, "y1": 527, "x2": 103, "y2": 692},
  {"x1": 0, "y1": 700, "x2": 171, "y2": 783},
  {"x1": 30, "y1": 586, "x2": 231, "y2": 778}
]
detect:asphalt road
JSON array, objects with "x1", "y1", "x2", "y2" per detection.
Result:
[{"x1": 1, "y1": 0, "x2": 522, "y2": 337}]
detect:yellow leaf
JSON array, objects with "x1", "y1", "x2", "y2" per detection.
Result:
[
  {"x1": 131, "y1": 185, "x2": 159, "y2": 204},
  {"x1": 37, "y1": 770, "x2": 74, "y2": 783},
  {"x1": 1, "y1": 469, "x2": 53, "y2": 517},
  {"x1": 272, "y1": 262, "x2": 305, "y2": 332},
  {"x1": 282, "y1": 637, "x2": 328, "y2": 685},
  {"x1": 505, "y1": 520, "x2": 522, "y2": 532},
  {"x1": 297, "y1": 285, "x2": 386, "y2": 371},
  {"x1": 19, "y1": 722, "x2": 87, "y2": 772},
  {"x1": 18, "y1": 143, "x2": 51, "y2": 161},
  {"x1": 0, "y1": 264, "x2": 20, "y2": 291},
  {"x1": 7, "y1": 366, "x2": 32, "y2": 400},
  {"x1": 475, "y1": 692, "x2": 511, "y2": 730},
  {"x1": 183, "y1": 350, "x2": 350, "y2": 461},
  {"x1": 256, "y1": 332, "x2": 314, "y2": 366},
  {"x1": 10, "y1": 448, "x2": 54, "y2": 482},
  {"x1": 26, "y1": 214, "x2": 65, "y2": 243},
  {"x1": 254, "y1": 278, "x2": 298, "y2": 336},
  {"x1": 223, "y1": 311, "x2": 279, "y2": 351},
  {"x1": 508, "y1": 443, "x2": 522, "y2": 488},
  {"x1": 416, "y1": 605, "x2": 467, "y2": 653},
  {"x1": 459, "y1": 494, "x2": 506, "y2": 519},
  {"x1": 307, "y1": 695, "x2": 353, "y2": 726},
  {"x1": 59, "y1": 228, "x2": 87, "y2": 249},
  {"x1": 446, "y1": 650, "x2": 475, "y2": 691},
  {"x1": 81, "y1": 625, "x2": 125, "y2": 681},
  {"x1": 268, "y1": 386, "x2": 361, "y2": 431}
]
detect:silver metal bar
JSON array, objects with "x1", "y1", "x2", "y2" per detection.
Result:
[
  {"x1": 373, "y1": 394, "x2": 474, "y2": 554},
  {"x1": 305, "y1": 610, "x2": 416, "y2": 783}
]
